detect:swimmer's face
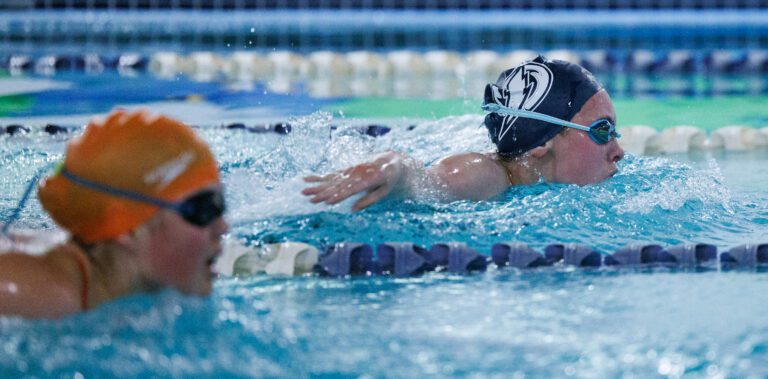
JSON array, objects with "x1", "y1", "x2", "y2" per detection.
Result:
[
  {"x1": 136, "y1": 185, "x2": 228, "y2": 296},
  {"x1": 546, "y1": 90, "x2": 625, "y2": 185}
]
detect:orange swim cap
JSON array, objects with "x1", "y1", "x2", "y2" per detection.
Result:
[{"x1": 38, "y1": 110, "x2": 220, "y2": 243}]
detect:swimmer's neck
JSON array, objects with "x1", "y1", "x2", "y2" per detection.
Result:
[
  {"x1": 76, "y1": 241, "x2": 160, "y2": 307},
  {"x1": 495, "y1": 155, "x2": 543, "y2": 186}
]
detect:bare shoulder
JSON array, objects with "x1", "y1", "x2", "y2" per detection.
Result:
[
  {"x1": 0, "y1": 249, "x2": 83, "y2": 318},
  {"x1": 427, "y1": 153, "x2": 510, "y2": 201}
]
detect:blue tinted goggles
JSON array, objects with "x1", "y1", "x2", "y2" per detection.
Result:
[{"x1": 482, "y1": 103, "x2": 621, "y2": 145}]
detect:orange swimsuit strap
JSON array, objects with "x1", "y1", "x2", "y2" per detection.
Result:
[{"x1": 63, "y1": 244, "x2": 91, "y2": 311}]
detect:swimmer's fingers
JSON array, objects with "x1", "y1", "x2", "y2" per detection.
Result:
[
  {"x1": 302, "y1": 182, "x2": 332, "y2": 196},
  {"x1": 313, "y1": 178, "x2": 369, "y2": 205},
  {"x1": 304, "y1": 166, "x2": 355, "y2": 182},
  {"x1": 305, "y1": 176, "x2": 360, "y2": 204},
  {"x1": 310, "y1": 170, "x2": 383, "y2": 205},
  {"x1": 302, "y1": 172, "x2": 346, "y2": 196},
  {"x1": 304, "y1": 162, "x2": 391, "y2": 205},
  {"x1": 352, "y1": 184, "x2": 391, "y2": 211},
  {"x1": 323, "y1": 166, "x2": 389, "y2": 205},
  {"x1": 305, "y1": 184, "x2": 342, "y2": 202},
  {"x1": 303, "y1": 172, "x2": 338, "y2": 183}
]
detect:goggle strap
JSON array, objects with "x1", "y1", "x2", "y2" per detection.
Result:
[
  {"x1": 482, "y1": 103, "x2": 592, "y2": 133},
  {"x1": 60, "y1": 168, "x2": 177, "y2": 211}
]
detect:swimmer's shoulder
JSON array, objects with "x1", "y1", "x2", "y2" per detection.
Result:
[
  {"x1": 428, "y1": 152, "x2": 510, "y2": 201},
  {"x1": 0, "y1": 242, "x2": 86, "y2": 318}
]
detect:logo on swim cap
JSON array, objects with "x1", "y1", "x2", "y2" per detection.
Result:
[
  {"x1": 143, "y1": 151, "x2": 195, "y2": 190},
  {"x1": 490, "y1": 62, "x2": 553, "y2": 142}
]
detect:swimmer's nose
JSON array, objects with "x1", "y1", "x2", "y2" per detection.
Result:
[
  {"x1": 609, "y1": 140, "x2": 625, "y2": 163},
  {"x1": 212, "y1": 217, "x2": 229, "y2": 236}
]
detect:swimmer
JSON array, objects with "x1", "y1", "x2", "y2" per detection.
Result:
[
  {"x1": 303, "y1": 56, "x2": 625, "y2": 210},
  {"x1": 0, "y1": 110, "x2": 227, "y2": 319}
]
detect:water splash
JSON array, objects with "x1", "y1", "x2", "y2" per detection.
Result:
[
  {"x1": 614, "y1": 155, "x2": 733, "y2": 215},
  {"x1": 3, "y1": 113, "x2": 768, "y2": 378}
]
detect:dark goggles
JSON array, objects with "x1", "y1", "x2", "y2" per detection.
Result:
[
  {"x1": 173, "y1": 190, "x2": 226, "y2": 227},
  {"x1": 60, "y1": 168, "x2": 225, "y2": 227}
]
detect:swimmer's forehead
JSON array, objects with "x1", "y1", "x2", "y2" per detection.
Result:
[{"x1": 583, "y1": 90, "x2": 616, "y2": 125}]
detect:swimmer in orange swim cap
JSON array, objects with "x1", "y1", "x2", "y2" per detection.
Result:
[{"x1": 0, "y1": 110, "x2": 228, "y2": 319}]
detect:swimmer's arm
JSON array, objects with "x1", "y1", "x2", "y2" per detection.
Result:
[
  {"x1": 302, "y1": 151, "x2": 509, "y2": 210},
  {"x1": 0, "y1": 253, "x2": 82, "y2": 319},
  {"x1": 303, "y1": 151, "x2": 415, "y2": 211},
  {"x1": 423, "y1": 153, "x2": 511, "y2": 201}
]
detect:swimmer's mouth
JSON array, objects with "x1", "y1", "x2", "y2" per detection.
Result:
[{"x1": 206, "y1": 249, "x2": 221, "y2": 270}]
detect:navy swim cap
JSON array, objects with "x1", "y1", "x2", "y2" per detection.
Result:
[{"x1": 483, "y1": 56, "x2": 603, "y2": 158}]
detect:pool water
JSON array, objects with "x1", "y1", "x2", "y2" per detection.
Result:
[{"x1": 2, "y1": 72, "x2": 768, "y2": 377}]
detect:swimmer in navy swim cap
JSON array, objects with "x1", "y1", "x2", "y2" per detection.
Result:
[{"x1": 303, "y1": 56, "x2": 625, "y2": 210}]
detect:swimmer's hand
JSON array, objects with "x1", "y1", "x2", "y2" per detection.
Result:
[{"x1": 302, "y1": 151, "x2": 414, "y2": 211}]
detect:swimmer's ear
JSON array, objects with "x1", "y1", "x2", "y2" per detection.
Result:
[
  {"x1": 114, "y1": 233, "x2": 135, "y2": 250},
  {"x1": 113, "y1": 224, "x2": 151, "y2": 253},
  {"x1": 111, "y1": 234, "x2": 139, "y2": 258},
  {"x1": 528, "y1": 144, "x2": 550, "y2": 158}
]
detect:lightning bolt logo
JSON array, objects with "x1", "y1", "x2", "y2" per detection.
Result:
[{"x1": 494, "y1": 62, "x2": 553, "y2": 143}]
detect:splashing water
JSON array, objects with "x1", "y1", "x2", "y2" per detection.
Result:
[
  {"x1": 199, "y1": 113, "x2": 764, "y2": 253},
  {"x1": 3, "y1": 112, "x2": 768, "y2": 377}
]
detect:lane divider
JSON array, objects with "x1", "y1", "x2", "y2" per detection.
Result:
[
  {"x1": 4, "y1": 49, "x2": 768, "y2": 79},
  {"x1": 314, "y1": 242, "x2": 768, "y2": 275},
  {"x1": 6, "y1": 123, "x2": 768, "y2": 155},
  {"x1": 0, "y1": 122, "x2": 392, "y2": 138},
  {"x1": 219, "y1": 241, "x2": 768, "y2": 277}
]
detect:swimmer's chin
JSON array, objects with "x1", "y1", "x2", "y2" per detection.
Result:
[
  {"x1": 574, "y1": 169, "x2": 619, "y2": 186},
  {"x1": 591, "y1": 170, "x2": 619, "y2": 184}
]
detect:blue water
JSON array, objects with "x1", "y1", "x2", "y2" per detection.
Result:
[
  {"x1": 2, "y1": 79, "x2": 768, "y2": 377},
  {"x1": 2, "y1": 272, "x2": 768, "y2": 377}
]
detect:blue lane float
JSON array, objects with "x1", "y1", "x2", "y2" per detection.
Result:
[
  {"x1": 315, "y1": 242, "x2": 374, "y2": 276},
  {"x1": 308, "y1": 242, "x2": 765, "y2": 277},
  {"x1": 2, "y1": 125, "x2": 30, "y2": 135},
  {"x1": 544, "y1": 244, "x2": 602, "y2": 267},
  {"x1": 491, "y1": 243, "x2": 549, "y2": 268},
  {"x1": 604, "y1": 243, "x2": 718, "y2": 266},
  {"x1": 4, "y1": 55, "x2": 34, "y2": 71},
  {"x1": 225, "y1": 122, "x2": 292, "y2": 134},
  {"x1": 376, "y1": 242, "x2": 433, "y2": 276},
  {"x1": 605, "y1": 244, "x2": 666, "y2": 265},
  {"x1": 1, "y1": 54, "x2": 147, "y2": 73},
  {"x1": 721, "y1": 244, "x2": 768, "y2": 268},
  {"x1": 428, "y1": 242, "x2": 487, "y2": 273},
  {"x1": 35, "y1": 55, "x2": 86, "y2": 72},
  {"x1": 2, "y1": 124, "x2": 74, "y2": 135},
  {"x1": 42, "y1": 124, "x2": 71, "y2": 135},
  {"x1": 666, "y1": 244, "x2": 718, "y2": 265}
]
